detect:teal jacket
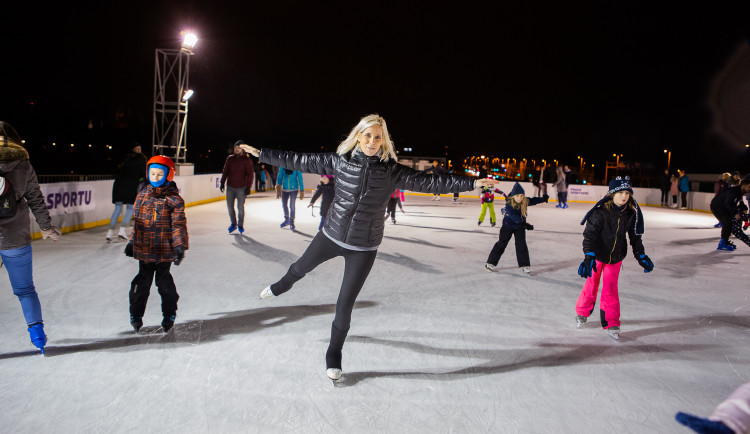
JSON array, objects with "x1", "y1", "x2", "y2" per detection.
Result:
[{"x1": 277, "y1": 168, "x2": 304, "y2": 191}]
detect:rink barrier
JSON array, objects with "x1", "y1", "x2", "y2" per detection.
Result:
[{"x1": 30, "y1": 175, "x2": 716, "y2": 239}]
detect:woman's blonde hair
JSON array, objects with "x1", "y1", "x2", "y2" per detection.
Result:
[
  {"x1": 336, "y1": 114, "x2": 397, "y2": 162},
  {"x1": 508, "y1": 194, "x2": 528, "y2": 217}
]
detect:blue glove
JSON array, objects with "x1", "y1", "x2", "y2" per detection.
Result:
[
  {"x1": 675, "y1": 412, "x2": 732, "y2": 434},
  {"x1": 638, "y1": 254, "x2": 654, "y2": 273},
  {"x1": 578, "y1": 252, "x2": 596, "y2": 278}
]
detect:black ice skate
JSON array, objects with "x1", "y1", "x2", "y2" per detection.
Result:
[{"x1": 130, "y1": 316, "x2": 143, "y2": 333}]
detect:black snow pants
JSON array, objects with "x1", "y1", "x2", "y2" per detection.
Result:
[
  {"x1": 130, "y1": 261, "x2": 179, "y2": 318},
  {"x1": 486, "y1": 225, "x2": 530, "y2": 267}
]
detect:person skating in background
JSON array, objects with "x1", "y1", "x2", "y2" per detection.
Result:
[
  {"x1": 276, "y1": 166, "x2": 304, "y2": 231},
  {"x1": 531, "y1": 165, "x2": 546, "y2": 197},
  {"x1": 678, "y1": 169, "x2": 690, "y2": 209},
  {"x1": 669, "y1": 172, "x2": 680, "y2": 208},
  {"x1": 714, "y1": 173, "x2": 732, "y2": 228},
  {"x1": 241, "y1": 114, "x2": 497, "y2": 381},
  {"x1": 308, "y1": 175, "x2": 335, "y2": 230},
  {"x1": 220, "y1": 141, "x2": 254, "y2": 234},
  {"x1": 477, "y1": 184, "x2": 505, "y2": 227},
  {"x1": 710, "y1": 178, "x2": 750, "y2": 251},
  {"x1": 385, "y1": 189, "x2": 405, "y2": 224},
  {"x1": 676, "y1": 381, "x2": 750, "y2": 434},
  {"x1": 553, "y1": 165, "x2": 568, "y2": 209},
  {"x1": 484, "y1": 182, "x2": 547, "y2": 275},
  {"x1": 0, "y1": 122, "x2": 61, "y2": 354},
  {"x1": 429, "y1": 160, "x2": 449, "y2": 200},
  {"x1": 124, "y1": 156, "x2": 188, "y2": 334},
  {"x1": 107, "y1": 142, "x2": 146, "y2": 242},
  {"x1": 576, "y1": 176, "x2": 654, "y2": 340},
  {"x1": 658, "y1": 168, "x2": 671, "y2": 207}
]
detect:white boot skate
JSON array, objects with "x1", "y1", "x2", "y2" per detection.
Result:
[
  {"x1": 485, "y1": 263, "x2": 495, "y2": 272},
  {"x1": 105, "y1": 229, "x2": 114, "y2": 242},
  {"x1": 575, "y1": 315, "x2": 587, "y2": 328},
  {"x1": 260, "y1": 286, "x2": 275, "y2": 299},
  {"x1": 117, "y1": 227, "x2": 128, "y2": 241},
  {"x1": 605, "y1": 326, "x2": 620, "y2": 340},
  {"x1": 521, "y1": 266, "x2": 531, "y2": 275},
  {"x1": 326, "y1": 368, "x2": 342, "y2": 381}
]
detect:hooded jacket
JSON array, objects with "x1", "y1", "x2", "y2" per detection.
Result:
[
  {"x1": 132, "y1": 182, "x2": 189, "y2": 262},
  {"x1": 501, "y1": 182, "x2": 547, "y2": 229},
  {"x1": 711, "y1": 185, "x2": 748, "y2": 219},
  {"x1": 582, "y1": 202, "x2": 645, "y2": 264},
  {"x1": 0, "y1": 143, "x2": 53, "y2": 250},
  {"x1": 260, "y1": 148, "x2": 475, "y2": 248}
]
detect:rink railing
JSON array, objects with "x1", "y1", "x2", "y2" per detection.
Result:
[{"x1": 30, "y1": 176, "x2": 714, "y2": 239}]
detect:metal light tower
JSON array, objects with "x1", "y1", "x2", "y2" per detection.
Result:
[{"x1": 152, "y1": 31, "x2": 197, "y2": 164}]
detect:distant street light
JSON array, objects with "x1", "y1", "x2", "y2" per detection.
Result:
[{"x1": 663, "y1": 149, "x2": 671, "y2": 171}]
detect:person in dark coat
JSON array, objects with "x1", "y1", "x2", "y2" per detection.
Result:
[
  {"x1": 484, "y1": 182, "x2": 547, "y2": 274},
  {"x1": 429, "y1": 160, "x2": 449, "y2": 200},
  {"x1": 240, "y1": 114, "x2": 497, "y2": 381},
  {"x1": 308, "y1": 175, "x2": 335, "y2": 230},
  {"x1": 220, "y1": 141, "x2": 254, "y2": 234},
  {"x1": 575, "y1": 176, "x2": 654, "y2": 340},
  {"x1": 107, "y1": 143, "x2": 146, "y2": 241},
  {"x1": 710, "y1": 178, "x2": 750, "y2": 251},
  {"x1": 124, "y1": 156, "x2": 188, "y2": 333},
  {"x1": 658, "y1": 169, "x2": 671, "y2": 207}
]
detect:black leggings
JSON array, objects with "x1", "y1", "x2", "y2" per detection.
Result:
[
  {"x1": 486, "y1": 225, "x2": 530, "y2": 267},
  {"x1": 130, "y1": 261, "x2": 179, "y2": 318},
  {"x1": 270, "y1": 232, "x2": 377, "y2": 352}
]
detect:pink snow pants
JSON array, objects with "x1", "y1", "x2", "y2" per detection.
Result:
[{"x1": 575, "y1": 260, "x2": 622, "y2": 329}]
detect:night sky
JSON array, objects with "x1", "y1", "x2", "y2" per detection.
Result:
[{"x1": 3, "y1": 2, "x2": 750, "y2": 177}]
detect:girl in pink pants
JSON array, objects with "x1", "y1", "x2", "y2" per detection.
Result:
[
  {"x1": 576, "y1": 176, "x2": 654, "y2": 340},
  {"x1": 576, "y1": 260, "x2": 622, "y2": 328}
]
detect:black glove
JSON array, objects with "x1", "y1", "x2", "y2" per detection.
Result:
[
  {"x1": 638, "y1": 254, "x2": 654, "y2": 273},
  {"x1": 220, "y1": 184, "x2": 225, "y2": 193},
  {"x1": 543, "y1": 194, "x2": 549, "y2": 203},
  {"x1": 523, "y1": 222, "x2": 534, "y2": 231},
  {"x1": 124, "y1": 242, "x2": 134, "y2": 257},
  {"x1": 174, "y1": 246, "x2": 185, "y2": 266},
  {"x1": 245, "y1": 186, "x2": 250, "y2": 195},
  {"x1": 578, "y1": 252, "x2": 596, "y2": 278}
]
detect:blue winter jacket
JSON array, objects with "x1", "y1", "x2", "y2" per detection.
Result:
[
  {"x1": 679, "y1": 175, "x2": 689, "y2": 192},
  {"x1": 277, "y1": 168, "x2": 304, "y2": 191}
]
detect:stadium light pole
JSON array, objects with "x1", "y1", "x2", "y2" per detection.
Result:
[{"x1": 152, "y1": 31, "x2": 197, "y2": 170}]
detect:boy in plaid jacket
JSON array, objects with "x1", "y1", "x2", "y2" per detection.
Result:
[{"x1": 124, "y1": 156, "x2": 189, "y2": 333}]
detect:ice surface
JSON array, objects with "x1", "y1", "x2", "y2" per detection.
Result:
[{"x1": 1, "y1": 193, "x2": 748, "y2": 433}]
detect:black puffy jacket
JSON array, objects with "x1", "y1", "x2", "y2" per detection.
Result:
[
  {"x1": 582, "y1": 203, "x2": 645, "y2": 264},
  {"x1": 260, "y1": 148, "x2": 475, "y2": 248}
]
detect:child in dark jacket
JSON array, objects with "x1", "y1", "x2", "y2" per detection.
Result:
[
  {"x1": 576, "y1": 176, "x2": 653, "y2": 340},
  {"x1": 484, "y1": 182, "x2": 548, "y2": 275},
  {"x1": 308, "y1": 175, "x2": 335, "y2": 230},
  {"x1": 711, "y1": 178, "x2": 750, "y2": 250},
  {"x1": 124, "y1": 156, "x2": 189, "y2": 333}
]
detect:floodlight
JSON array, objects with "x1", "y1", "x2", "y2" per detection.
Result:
[
  {"x1": 181, "y1": 32, "x2": 198, "y2": 50},
  {"x1": 182, "y1": 89, "x2": 194, "y2": 101}
]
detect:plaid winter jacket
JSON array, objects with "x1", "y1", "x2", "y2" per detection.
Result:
[{"x1": 132, "y1": 182, "x2": 189, "y2": 262}]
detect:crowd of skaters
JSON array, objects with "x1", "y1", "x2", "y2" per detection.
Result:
[{"x1": 3, "y1": 114, "x2": 750, "y2": 432}]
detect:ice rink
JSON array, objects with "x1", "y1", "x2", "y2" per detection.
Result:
[{"x1": 0, "y1": 191, "x2": 747, "y2": 433}]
